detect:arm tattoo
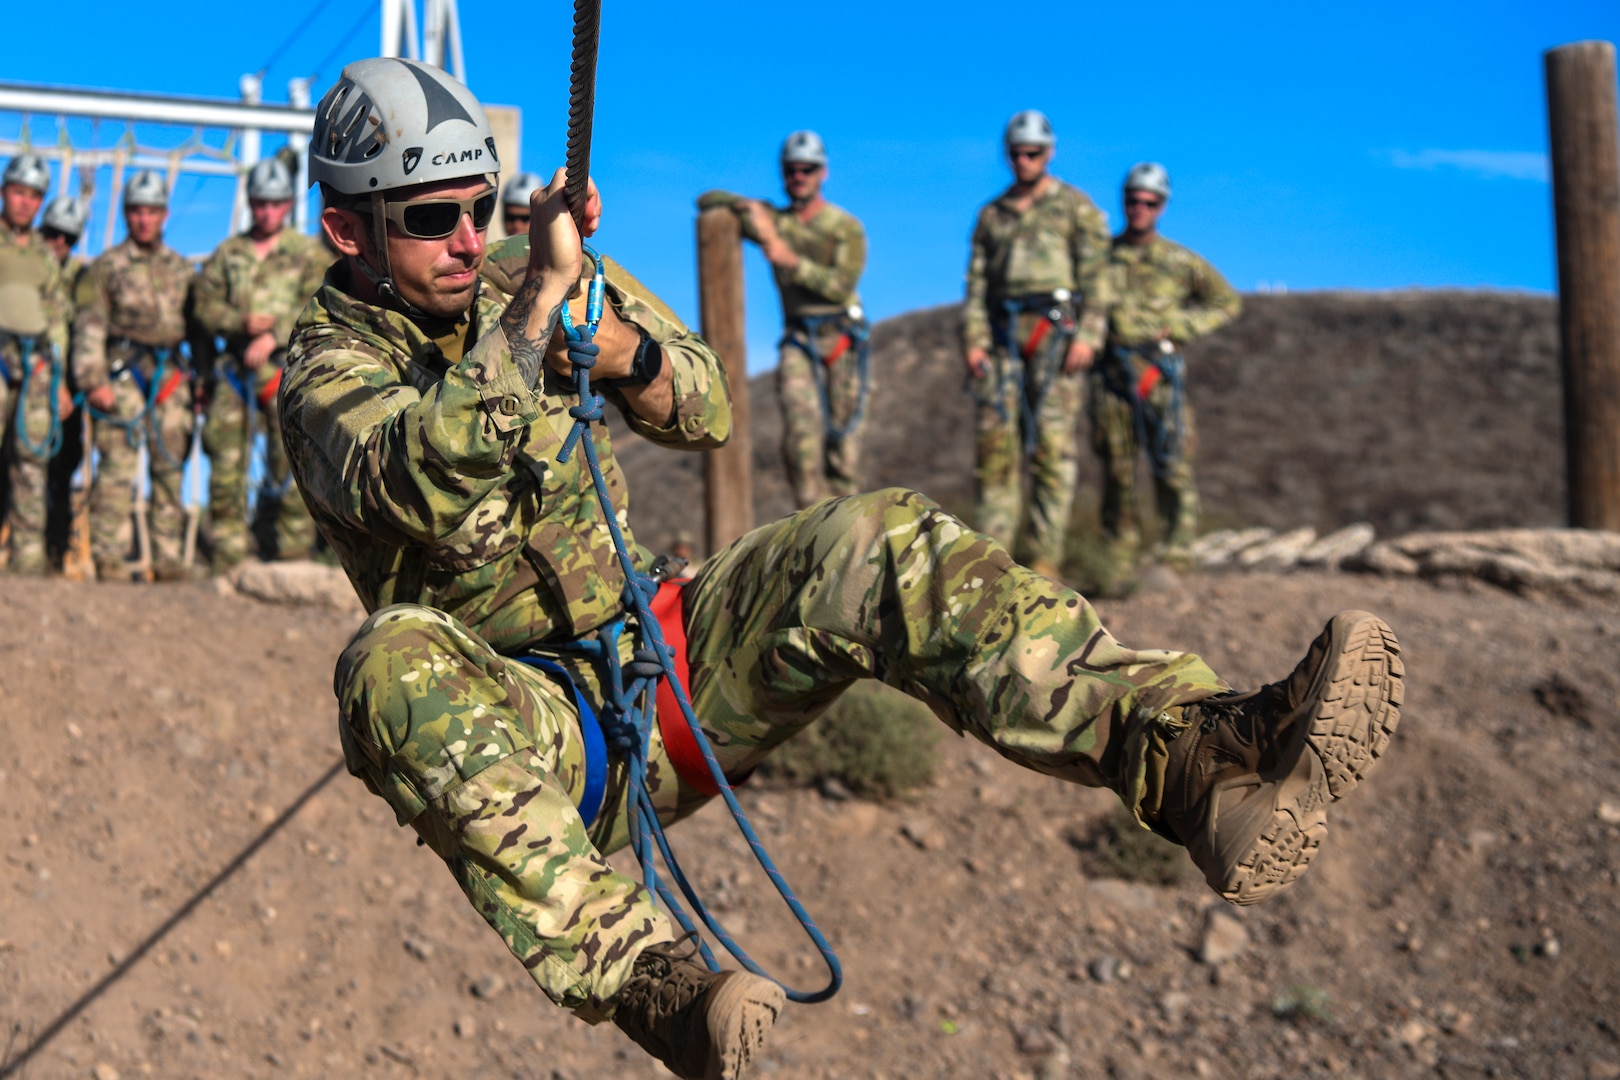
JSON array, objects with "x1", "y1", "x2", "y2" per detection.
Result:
[{"x1": 501, "y1": 276, "x2": 562, "y2": 390}]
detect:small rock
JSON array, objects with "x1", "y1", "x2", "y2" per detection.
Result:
[
  {"x1": 1598, "y1": 802, "x2": 1620, "y2": 825},
  {"x1": 1236, "y1": 526, "x2": 1318, "y2": 570},
  {"x1": 1015, "y1": 1024, "x2": 1054, "y2": 1055},
  {"x1": 1587, "y1": 1061, "x2": 1620, "y2": 1080},
  {"x1": 470, "y1": 973, "x2": 507, "y2": 1000},
  {"x1": 817, "y1": 776, "x2": 853, "y2": 802},
  {"x1": 1089, "y1": 956, "x2": 1121, "y2": 984},
  {"x1": 1397, "y1": 1018, "x2": 1437, "y2": 1046},
  {"x1": 402, "y1": 937, "x2": 434, "y2": 961},
  {"x1": 453, "y1": 1015, "x2": 477, "y2": 1039},
  {"x1": 899, "y1": 818, "x2": 942, "y2": 851},
  {"x1": 66, "y1": 722, "x2": 84, "y2": 740},
  {"x1": 1199, "y1": 910, "x2": 1249, "y2": 966},
  {"x1": 93, "y1": 1064, "x2": 120, "y2": 1080},
  {"x1": 1159, "y1": 991, "x2": 1191, "y2": 1026},
  {"x1": 1299, "y1": 523, "x2": 1376, "y2": 568},
  {"x1": 1536, "y1": 936, "x2": 1561, "y2": 960},
  {"x1": 213, "y1": 940, "x2": 233, "y2": 960}
]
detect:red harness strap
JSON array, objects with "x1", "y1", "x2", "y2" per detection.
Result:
[
  {"x1": 649, "y1": 579, "x2": 739, "y2": 798},
  {"x1": 153, "y1": 367, "x2": 186, "y2": 406},
  {"x1": 1135, "y1": 363, "x2": 1163, "y2": 401},
  {"x1": 257, "y1": 367, "x2": 283, "y2": 409},
  {"x1": 821, "y1": 333, "x2": 852, "y2": 367},
  {"x1": 1020, "y1": 316, "x2": 1053, "y2": 360}
]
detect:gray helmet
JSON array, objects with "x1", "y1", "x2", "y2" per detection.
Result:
[
  {"x1": 309, "y1": 57, "x2": 499, "y2": 196},
  {"x1": 3, "y1": 153, "x2": 51, "y2": 194},
  {"x1": 503, "y1": 171, "x2": 543, "y2": 208},
  {"x1": 1124, "y1": 162, "x2": 1171, "y2": 200},
  {"x1": 124, "y1": 169, "x2": 169, "y2": 208},
  {"x1": 247, "y1": 157, "x2": 295, "y2": 201},
  {"x1": 1004, "y1": 110, "x2": 1055, "y2": 149},
  {"x1": 780, "y1": 130, "x2": 827, "y2": 167},
  {"x1": 41, "y1": 196, "x2": 87, "y2": 237}
]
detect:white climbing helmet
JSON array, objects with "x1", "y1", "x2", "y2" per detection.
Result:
[
  {"x1": 309, "y1": 57, "x2": 500, "y2": 196},
  {"x1": 124, "y1": 169, "x2": 169, "y2": 208},
  {"x1": 1004, "y1": 110, "x2": 1055, "y2": 149},
  {"x1": 3, "y1": 153, "x2": 51, "y2": 194},
  {"x1": 247, "y1": 158, "x2": 295, "y2": 201},
  {"x1": 503, "y1": 171, "x2": 543, "y2": 208},
  {"x1": 1124, "y1": 162, "x2": 1171, "y2": 201},
  {"x1": 42, "y1": 196, "x2": 87, "y2": 237},
  {"x1": 780, "y1": 130, "x2": 827, "y2": 168}
]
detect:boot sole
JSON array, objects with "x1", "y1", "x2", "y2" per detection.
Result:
[
  {"x1": 1224, "y1": 611, "x2": 1403, "y2": 905},
  {"x1": 704, "y1": 972, "x2": 786, "y2": 1080}
]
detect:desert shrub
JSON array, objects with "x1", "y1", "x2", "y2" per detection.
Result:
[
  {"x1": 1082, "y1": 806, "x2": 1195, "y2": 886},
  {"x1": 759, "y1": 682, "x2": 941, "y2": 800},
  {"x1": 1272, "y1": 985, "x2": 1334, "y2": 1025}
]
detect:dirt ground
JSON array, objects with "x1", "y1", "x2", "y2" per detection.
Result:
[{"x1": 3, "y1": 562, "x2": 1617, "y2": 1080}]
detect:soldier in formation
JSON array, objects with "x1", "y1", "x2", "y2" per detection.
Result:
[
  {"x1": 0, "y1": 153, "x2": 73, "y2": 574},
  {"x1": 72, "y1": 169, "x2": 195, "y2": 581},
  {"x1": 191, "y1": 157, "x2": 327, "y2": 571},
  {"x1": 961, "y1": 111, "x2": 1110, "y2": 581},
  {"x1": 281, "y1": 59, "x2": 1403, "y2": 1080},
  {"x1": 699, "y1": 131, "x2": 870, "y2": 508},
  {"x1": 1091, "y1": 162, "x2": 1240, "y2": 578}
]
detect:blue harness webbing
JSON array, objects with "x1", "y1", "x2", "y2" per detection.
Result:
[
  {"x1": 5, "y1": 335, "x2": 69, "y2": 460},
  {"x1": 515, "y1": 655, "x2": 609, "y2": 828},
  {"x1": 967, "y1": 293, "x2": 1075, "y2": 454},
  {"x1": 548, "y1": 245, "x2": 841, "y2": 1004},
  {"x1": 779, "y1": 312, "x2": 871, "y2": 445},
  {"x1": 1102, "y1": 343, "x2": 1187, "y2": 477}
]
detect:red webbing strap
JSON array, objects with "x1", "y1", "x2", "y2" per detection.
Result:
[
  {"x1": 1135, "y1": 363, "x2": 1162, "y2": 401},
  {"x1": 1020, "y1": 316, "x2": 1053, "y2": 360},
  {"x1": 257, "y1": 367, "x2": 283, "y2": 409},
  {"x1": 153, "y1": 367, "x2": 186, "y2": 406},
  {"x1": 822, "y1": 333, "x2": 852, "y2": 367},
  {"x1": 650, "y1": 578, "x2": 733, "y2": 798}
]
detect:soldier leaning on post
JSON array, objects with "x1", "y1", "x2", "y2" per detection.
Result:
[
  {"x1": 962, "y1": 110, "x2": 1111, "y2": 582},
  {"x1": 190, "y1": 157, "x2": 328, "y2": 572},
  {"x1": 281, "y1": 58, "x2": 1404, "y2": 1080},
  {"x1": 697, "y1": 132, "x2": 869, "y2": 509},
  {"x1": 1090, "y1": 163, "x2": 1240, "y2": 581},
  {"x1": 72, "y1": 169, "x2": 195, "y2": 582}
]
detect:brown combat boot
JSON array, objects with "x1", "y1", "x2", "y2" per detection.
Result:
[
  {"x1": 1158, "y1": 610, "x2": 1403, "y2": 905},
  {"x1": 612, "y1": 937, "x2": 785, "y2": 1080}
]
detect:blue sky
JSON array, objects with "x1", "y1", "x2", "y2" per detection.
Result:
[{"x1": 3, "y1": 1, "x2": 1615, "y2": 371}]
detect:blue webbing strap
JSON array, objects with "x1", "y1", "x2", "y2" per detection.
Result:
[
  {"x1": 554, "y1": 245, "x2": 842, "y2": 1004},
  {"x1": 514, "y1": 656, "x2": 609, "y2": 828},
  {"x1": 11, "y1": 338, "x2": 67, "y2": 460},
  {"x1": 780, "y1": 313, "x2": 872, "y2": 445}
]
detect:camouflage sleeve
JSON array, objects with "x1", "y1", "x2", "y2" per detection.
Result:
[
  {"x1": 597, "y1": 253, "x2": 731, "y2": 449},
  {"x1": 787, "y1": 213, "x2": 864, "y2": 306},
  {"x1": 1071, "y1": 199, "x2": 1113, "y2": 350},
  {"x1": 1166, "y1": 252, "x2": 1242, "y2": 343},
  {"x1": 277, "y1": 245, "x2": 333, "y2": 347},
  {"x1": 280, "y1": 328, "x2": 542, "y2": 547},
  {"x1": 71, "y1": 259, "x2": 111, "y2": 391},
  {"x1": 962, "y1": 208, "x2": 992, "y2": 354},
  {"x1": 190, "y1": 250, "x2": 243, "y2": 339},
  {"x1": 479, "y1": 233, "x2": 530, "y2": 298},
  {"x1": 43, "y1": 262, "x2": 73, "y2": 359}
]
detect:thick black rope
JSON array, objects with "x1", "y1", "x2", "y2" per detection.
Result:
[{"x1": 565, "y1": 0, "x2": 601, "y2": 228}]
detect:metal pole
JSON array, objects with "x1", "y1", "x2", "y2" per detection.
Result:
[
  {"x1": 1546, "y1": 41, "x2": 1620, "y2": 528},
  {"x1": 697, "y1": 206, "x2": 752, "y2": 553}
]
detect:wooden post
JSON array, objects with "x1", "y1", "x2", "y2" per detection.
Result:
[
  {"x1": 1546, "y1": 41, "x2": 1620, "y2": 528},
  {"x1": 697, "y1": 206, "x2": 752, "y2": 553}
]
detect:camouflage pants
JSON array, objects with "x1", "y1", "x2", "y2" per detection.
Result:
[
  {"x1": 89, "y1": 371, "x2": 193, "y2": 577},
  {"x1": 1089, "y1": 354, "x2": 1199, "y2": 550},
  {"x1": 0, "y1": 356, "x2": 59, "y2": 574},
  {"x1": 972, "y1": 340, "x2": 1084, "y2": 567},
  {"x1": 777, "y1": 321, "x2": 866, "y2": 508},
  {"x1": 204, "y1": 363, "x2": 316, "y2": 570},
  {"x1": 334, "y1": 488, "x2": 1224, "y2": 1018}
]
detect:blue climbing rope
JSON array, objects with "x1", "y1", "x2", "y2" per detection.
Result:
[
  {"x1": 780, "y1": 312, "x2": 871, "y2": 445},
  {"x1": 12, "y1": 339, "x2": 66, "y2": 460},
  {"x1": 552, "y1": 245, "x2": 842, "y2": 1005}
]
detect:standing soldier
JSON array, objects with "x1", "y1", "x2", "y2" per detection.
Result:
[
  {"x1": 38, "y1": 195, "x2": 93, "y2": 578},
  {"x1": 1091, "y1": 163, "x2": 1240, "y2": 577},
  {"x1": 72, "y1": 169, "x2": 194, "y2": 581},
  {"x1": 191, "y1": 157, "x2": 327, "y2": 571},
  {"x1": 283, "y1": 59, "x2": 1404, "y2": 1079},
  {"x1": 0, "y1": 153, "x2": 68, "y2": 574},
  {"x1": 501, "y1": 172, "x2": 543, "y2": 236},
  {"x1": 962, "y1": 111, "x2": 1110, "y2": 581},
  {"x1": 699, "y1": 131, "x2": 869, "y2": 508}
]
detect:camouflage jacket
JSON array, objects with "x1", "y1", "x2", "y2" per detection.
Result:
[
  {"x1": 1102, "y1": 234, "x2": 1241, "y2": 349},
  {"x1": 191, "y1": 229, "x2": 331, "y2": 363},
  {"x1": 282, "y1": 249, "x2": 731, "y2": 654},
  {"x1": 698, "y1": 191, "x2": 865, "y2": 319},
  {"x1": 72, "y1": 238, "x2": 192, "y2": 389},
  {"x1": 963, "y1": 178, "x2": 1111, "y2": 354},
  {"x1": 0, "y1": 225, "x2": 59, "y2": 364}
]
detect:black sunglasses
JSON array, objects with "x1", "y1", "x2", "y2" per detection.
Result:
[
  {"x1": 1010, "y1": 148, "x2": 1047, "y2": 161},
  {"x1": 783, "y1": 164, "x2": 821, "y2": 177},
  {"x1": 1126, "y1": 196, "x2": 1164, "y2": 209},
  {"x1": 383, "y1": 189, "x2": 498, "y2": 239}
]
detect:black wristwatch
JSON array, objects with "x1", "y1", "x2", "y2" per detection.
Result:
[{"x1": 605, "y1": 329, "x2": 665, "y2": 389}]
